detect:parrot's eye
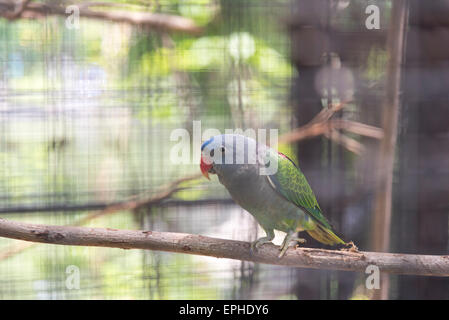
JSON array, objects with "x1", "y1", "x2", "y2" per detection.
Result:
[
  {"x1": 210, "y1": 149, "x2": 214, "y2": 157},
  {"x1": 220, "y1": 146, "x2": 225, "y2": 153}
]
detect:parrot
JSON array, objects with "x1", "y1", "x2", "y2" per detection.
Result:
[{"x1": 200, "y1": 134, "x2": 346, "y2": 258}]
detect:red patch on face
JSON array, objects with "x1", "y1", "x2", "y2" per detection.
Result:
[{"x1": 200, "y1": 155, "x2": 212, "y2": 180}]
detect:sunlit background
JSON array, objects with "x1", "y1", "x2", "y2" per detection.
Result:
[{"x1": 0, "y1": 0, "x2": 448, "y2": 299}]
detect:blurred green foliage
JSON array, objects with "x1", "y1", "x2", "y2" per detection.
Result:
[{"x1": 0, "y1": 0, "x2": 296, "y2": 299}]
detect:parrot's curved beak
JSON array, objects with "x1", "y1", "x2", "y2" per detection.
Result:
[{"x1": 200, "y1": 155, "x2": 212, "y2": 180}]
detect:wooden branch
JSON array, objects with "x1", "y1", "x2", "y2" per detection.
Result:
[
  {"x1": 0, "y1": 0, "x2": 203, "y2": 35},
  {"x1": 372, "y1": 0, "x2": 408, "y2": 254},
  {"x1": 279, "y1": 120, "x2": 383, "y2": 146},
  {"x1": 95, "y1": 172, "x2": 202, "y2": 215},
  {"x1": 0, "y1": 217, "x2": 448, "y2": 277},
  {"x1": 371, "y1": 0, "x2": 408, "y2": 299},
  {"x1": 0, "y1": 240, "x2": 34, "y2": 261},
  {"x1": 278, "y1": 100, "x2": 383, "y2": 153},
  {"x1": 0, "y1": 173, "x2": 202, "y2": 261},
  {"x1": 278, "y1": 121, "x2": 333, "y2": 145},
  {"x1": 330, "y1": 119, "x2": 384, "y2": 139},
  {"x1": 324, "y1": 130, "x2": 364, "y2": 155},
  {"x1": 309, "y1": 100, "x2": 347, "y2": 124},
  {"x1": 2, "y1": 0, "x2": 31, "y2": 20}
]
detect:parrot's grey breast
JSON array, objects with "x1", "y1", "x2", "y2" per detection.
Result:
[{"x1": 216, "y1": 163, "x2": 308, "y2": 232}]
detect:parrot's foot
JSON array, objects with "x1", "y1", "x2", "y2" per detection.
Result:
[
  {"x1": 250, "y1": 237, "x2": 274, "y2": 254},
  {"x1": 294, "y1": 238, "x2": 306, "y2": 246},
  {"x1": 341, "y1": 241, "x2": 359, "y2": 253},
  {"x1": 278, "y1": 233, "x2": 306, "y2": 258}
]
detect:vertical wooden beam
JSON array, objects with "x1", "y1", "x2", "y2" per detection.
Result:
[{"x1": 371, "y1": 0, "x2": 408, "y2": 300}]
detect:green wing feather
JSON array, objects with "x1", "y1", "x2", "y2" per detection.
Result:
[{"x1": 266, "y1": 151, "x2": 345, "y2": 245}]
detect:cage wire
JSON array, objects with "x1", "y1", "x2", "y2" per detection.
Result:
[
  {"x1": 2, "y1": 0, "x2": 446, "y2": 300},
  {"x1": 0, "y1": 0, "x2": 299, "y2": 299}
]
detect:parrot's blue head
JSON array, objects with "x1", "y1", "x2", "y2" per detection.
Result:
[{"x1": 200, "y1": 134, "x2": 265, "y2": 181}]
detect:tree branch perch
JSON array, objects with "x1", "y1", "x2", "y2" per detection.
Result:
[
  {"x1": 278, "y1": 101, "x2": 384, "y2": 155},
  {"x1": 0, "y1": 217, "x2": 448, "y2": 277},
  {"x1": 0, "y1": 0, "x2": 203, "y2": 35}
]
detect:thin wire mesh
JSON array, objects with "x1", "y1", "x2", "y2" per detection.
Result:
[
  {"x1": 2, "y1": 0, "x2": 446, "y2": 300},
  {"x1": 0, "y1": 0, "x2": 297, "y2": 299}
]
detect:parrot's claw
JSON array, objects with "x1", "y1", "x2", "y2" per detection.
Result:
[
  {"x1": 278, "y1": 247, "x2": 288, "y2": 259},
  {"x1": 250, "y1": 237, "x2": 273, "y2": 254},
  {"x1": 278, "y1": 233, "x2": 306, "y2": 258}
]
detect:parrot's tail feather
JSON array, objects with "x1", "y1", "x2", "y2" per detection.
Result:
[{"x1": 306, "y1": 225, "x2": 345, "y2": 246}]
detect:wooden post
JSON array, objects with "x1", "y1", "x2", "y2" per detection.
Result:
[{"x1": 371, "y1": 0, "x2": 408, "y2": 300}]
